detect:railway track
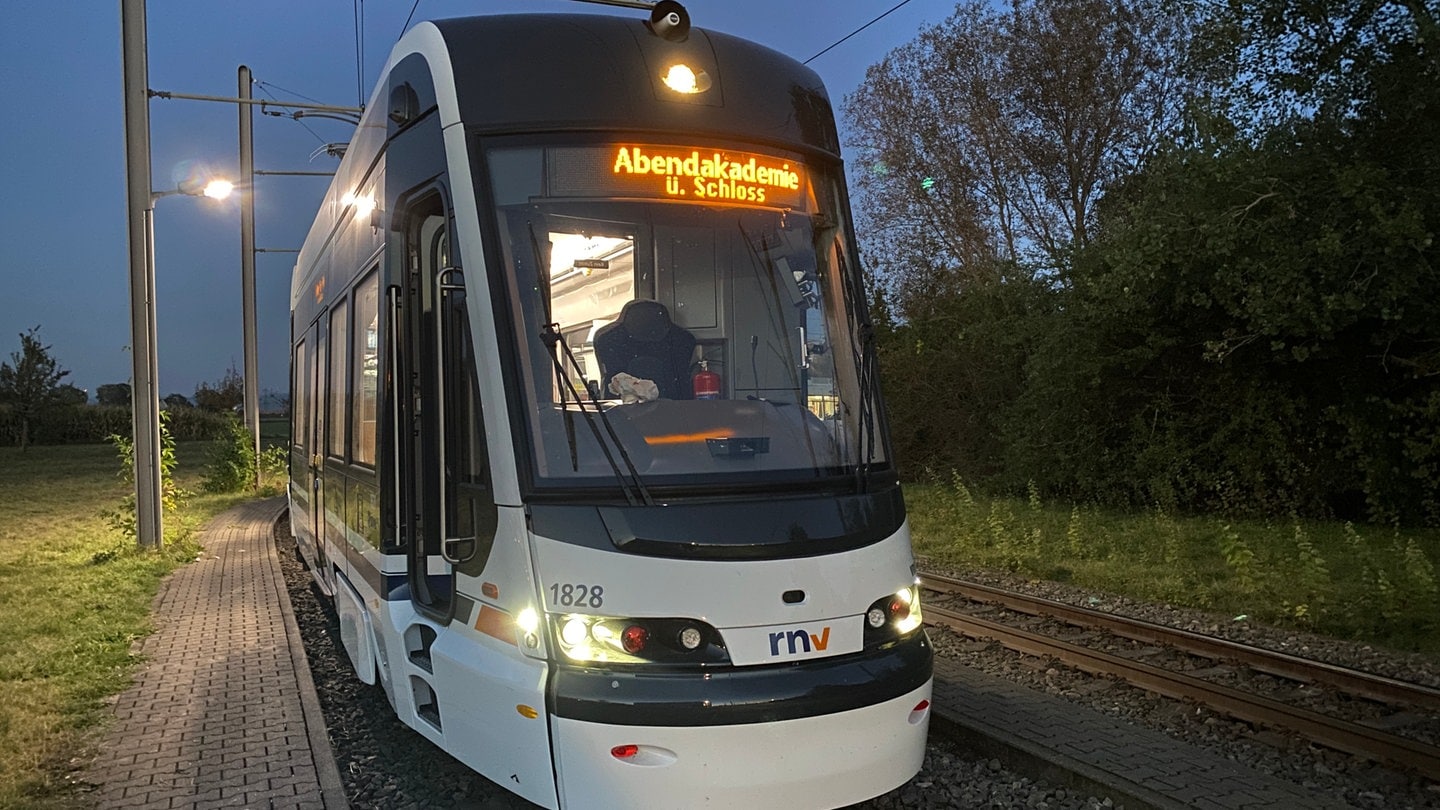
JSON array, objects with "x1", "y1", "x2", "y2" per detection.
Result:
[{"x1": 919, "y1": 572, "x2": 1440, "y2": 776}]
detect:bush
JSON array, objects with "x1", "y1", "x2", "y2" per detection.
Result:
[
  {"x1": 202, "y1": 417, "x2": 257, "y2": 493},
  {"x1": 0, "y1": 404, "x2": 231, "y2": 447},
  {"x1": 102, "y1": 412, "x2": 188, "y2": 540}
]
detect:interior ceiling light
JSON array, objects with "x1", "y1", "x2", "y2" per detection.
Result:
[{"x1": 662, "y1": 63, "x2": 711, "y2": 94}]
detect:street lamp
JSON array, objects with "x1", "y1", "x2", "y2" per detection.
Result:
[
  {"x1": 154, "y1": 177, "x2": 235, "y2": 202},
  {"x1": 123, "y1": 1, "x2": 360, "y2": 540},
  {"x1": 123, "y1": 172, "x2": 237, "y2": 551}
]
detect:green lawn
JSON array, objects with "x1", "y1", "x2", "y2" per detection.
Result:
[
  {"x1": 0, "y1": 441, "x2": 272, "y2": 809},
  {"x1": 907, "y1": 476, "x2": 1440, "y2": 654}
]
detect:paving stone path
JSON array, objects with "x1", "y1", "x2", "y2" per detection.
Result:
[{"x1": 85, "y1": 498, "x2": 347, "y2": 809}]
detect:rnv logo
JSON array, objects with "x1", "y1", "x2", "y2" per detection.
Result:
[{"x1": 768, "y1": 626, "x2": 831, "y2": 656}]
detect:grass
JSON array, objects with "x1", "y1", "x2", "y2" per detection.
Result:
[
  {"x1": 0, "y1": 441, "x2": 282, "y2": 809},
  {"x1": 907, "y1": 475, "x2": 1440, "y2": 655}
]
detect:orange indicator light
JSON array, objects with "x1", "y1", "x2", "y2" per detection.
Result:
[{"x1": 642, "y1": 431, "x2": 730, "y2": 446}]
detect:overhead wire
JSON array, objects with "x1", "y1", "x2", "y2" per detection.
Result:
[
  {"x1": 254, "y1": 79, "x2": 329, "y2": 108},
  {"x1": 803, "y1": 0, "x2": 917, "y2": 65},
  {"x1": 400, "y1": 0, "x2": 423, "y2": 39},
  {"x1": 252, "y1": 79, "x2": 330, "y2": 146},
  {"x1": 353, "y1": 0, "x2": 366, "y2": 107}
]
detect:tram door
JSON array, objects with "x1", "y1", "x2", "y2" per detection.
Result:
[
  {"x1": 304, "y1": 318, "x2": 333, "y2": 594},
  {"x1": 399, "y1": 190, "x2": 495, "y2": 620}
]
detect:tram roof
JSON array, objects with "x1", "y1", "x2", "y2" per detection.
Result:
[{"x1": 429, "y1": 13, "x2": 841, "y2": 159}]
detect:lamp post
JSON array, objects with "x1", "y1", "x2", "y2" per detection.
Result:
[
  {"x1": 239, "y1": 65, "x2": 259, "y2": 489},
  {"x1": 123, "y1": 0, "x2": 360, "y2": 540},
  {"x1": 122, "y1": 0, "x2": 235, "y2": 548},
  {"x1": 121, "y1": 0, "x2": 162, "y2": 548}
]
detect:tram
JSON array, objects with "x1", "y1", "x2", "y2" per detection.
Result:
[{"x1": 287, "y1": 4, "x2": 932, "y2": 807}]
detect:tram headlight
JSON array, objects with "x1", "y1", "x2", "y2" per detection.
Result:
[
  {"x1": 516, "y1": 606, "x2": 542, "y2": 651},
  {"x1": 560, "y1": 616, "x2": 589, "y2": 646},
  {"x1": 551, "y1": 614, "x2": 729, "y2": 665},
  {"x1": 863, "y1": 586, "x2": 924, "y2": 647},
  {"x1": 894, "y1": 586, "x2": 924, "y2": 634}
]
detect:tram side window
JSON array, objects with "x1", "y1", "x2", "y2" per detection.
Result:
[
  {"x1": 293, "y1": 336, "x2": 308, "y2": 451},
  {"x1": 352, "y1": 270, "x2": 380, "y2": 467},
  {"x1": 328, "y1": 300, "x2": 350, "y2": 459}
]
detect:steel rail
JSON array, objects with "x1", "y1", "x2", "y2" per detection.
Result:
[
  {"x1": 925, "y1": 603, "x2": 1440, "y2": 775},
  {"x1": 920, "y1": 573, "x2": 1440, "y2": 713}
]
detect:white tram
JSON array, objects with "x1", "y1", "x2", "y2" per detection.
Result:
[{"x1": 288, "y1": 5, "x2": 932, "y2": 807}]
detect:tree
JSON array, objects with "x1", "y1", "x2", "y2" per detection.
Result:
[
  {"x1": 846, "y1": 0, "x2": 1193, "y2": 481},
  {"x1": 1007, "y1": 0, "x2": 1440, "y2": 523},
  {"x1": 1192, "y1": 0, "x2": 1439, "y2": 140},
  {"x1": 849, "y1": 0, "x2": 1439, "y2": 527},
  {"x1": 55, "y1": 384, "x2": 88, "y2": 406},
  {"x1": 0, "y1": 326, "x2": 70, "y2": 451},
  {"x1": 163, "y1": 393, "x2": 193, "y2": 410},
  {"x1": 846, "y1": 0, "x2": 1192, "y2": 286},
  {"x1": 97, "y1": 383, "x2": 132, "y2": 407},
  {"x1": 193, "y1": 365, "x2": 244, "y2": 413}
]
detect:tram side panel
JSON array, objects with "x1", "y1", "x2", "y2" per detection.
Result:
[
  {"x1": 425, "y1": 505, "x2": 560, "y2": 810},
  {"x1": 338, "y1": 69, "x2": 566, "y2": 806}
]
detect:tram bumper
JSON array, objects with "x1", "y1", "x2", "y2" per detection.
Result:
[{"x1": 548, "y1": 631, "x2": 932, "y2": 809}]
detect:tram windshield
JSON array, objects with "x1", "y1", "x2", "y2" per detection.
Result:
[{"x1": 486, "y1": 141, "x2": 886, "y2": 493}]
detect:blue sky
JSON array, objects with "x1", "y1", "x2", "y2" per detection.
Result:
[{"x1": 0, "y1": 0, "x2": 945, "y2": 402}]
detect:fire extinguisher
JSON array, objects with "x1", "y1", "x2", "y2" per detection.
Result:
[{"x1": 693, "y1": 360, "x2": 721, "y2": 400}]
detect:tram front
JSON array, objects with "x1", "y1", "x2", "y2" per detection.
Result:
[
  {"x1": 416, "y1": 12, "x2": 934, "y2": 807},
  {"x1": 484, "y1": 136, "x2": 933, "y2": 806}
]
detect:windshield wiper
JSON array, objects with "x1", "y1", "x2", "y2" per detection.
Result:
[
  {"x1": 526, "y1": 220, "x2": 652, "y2": 505},
  {"x1": 853, "y1": 320, "x2": 878, "y2": 493},
  {"x1": 821, "y1": 225, "x2": 877, "y2": 493}
]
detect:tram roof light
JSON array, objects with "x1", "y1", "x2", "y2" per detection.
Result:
[{"x1": 662, "y1": 63, "x2": 711, "y2": 95}]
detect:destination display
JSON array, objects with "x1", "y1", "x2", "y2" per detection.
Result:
[{"x1": 548, "y1": 144, "x2": 808, "y2": 210}]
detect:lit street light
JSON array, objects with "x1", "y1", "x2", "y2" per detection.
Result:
[
  {"x1": 203, "y1": 179, "x2": 234, "y2": 199},
  {"x1": 153, "y1": 176, "x2": 236, "y2": 203},
  {"x1": 123, "y1": 0, "x2": 361, "y2": 543}
]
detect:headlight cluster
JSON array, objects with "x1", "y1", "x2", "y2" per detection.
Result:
[
  {"x1": 863, "y1": 585, "x2": 924, "y2": 647},
  {"x1": 553, "y1": 614, "x2": 730, "y2": 666}
]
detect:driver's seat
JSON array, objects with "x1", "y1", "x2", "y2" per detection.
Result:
[{"x1": 593, "y1": 299, "x2": 697, "y2": 399}]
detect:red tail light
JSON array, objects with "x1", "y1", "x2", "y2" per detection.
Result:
[
  {"x1": 622, "y1": 624, "x2": 649, "y2": 654},
  {"x1": 611, "y1": 744, "x2": 639, "y2": 759}
]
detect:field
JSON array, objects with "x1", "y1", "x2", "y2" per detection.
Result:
[
  {"x1": 0, "y1": 442, "x2": 266, "y2": 809},
  {"x1": 907, "y1": 476, "x2": 1440, "y2": 654}
]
